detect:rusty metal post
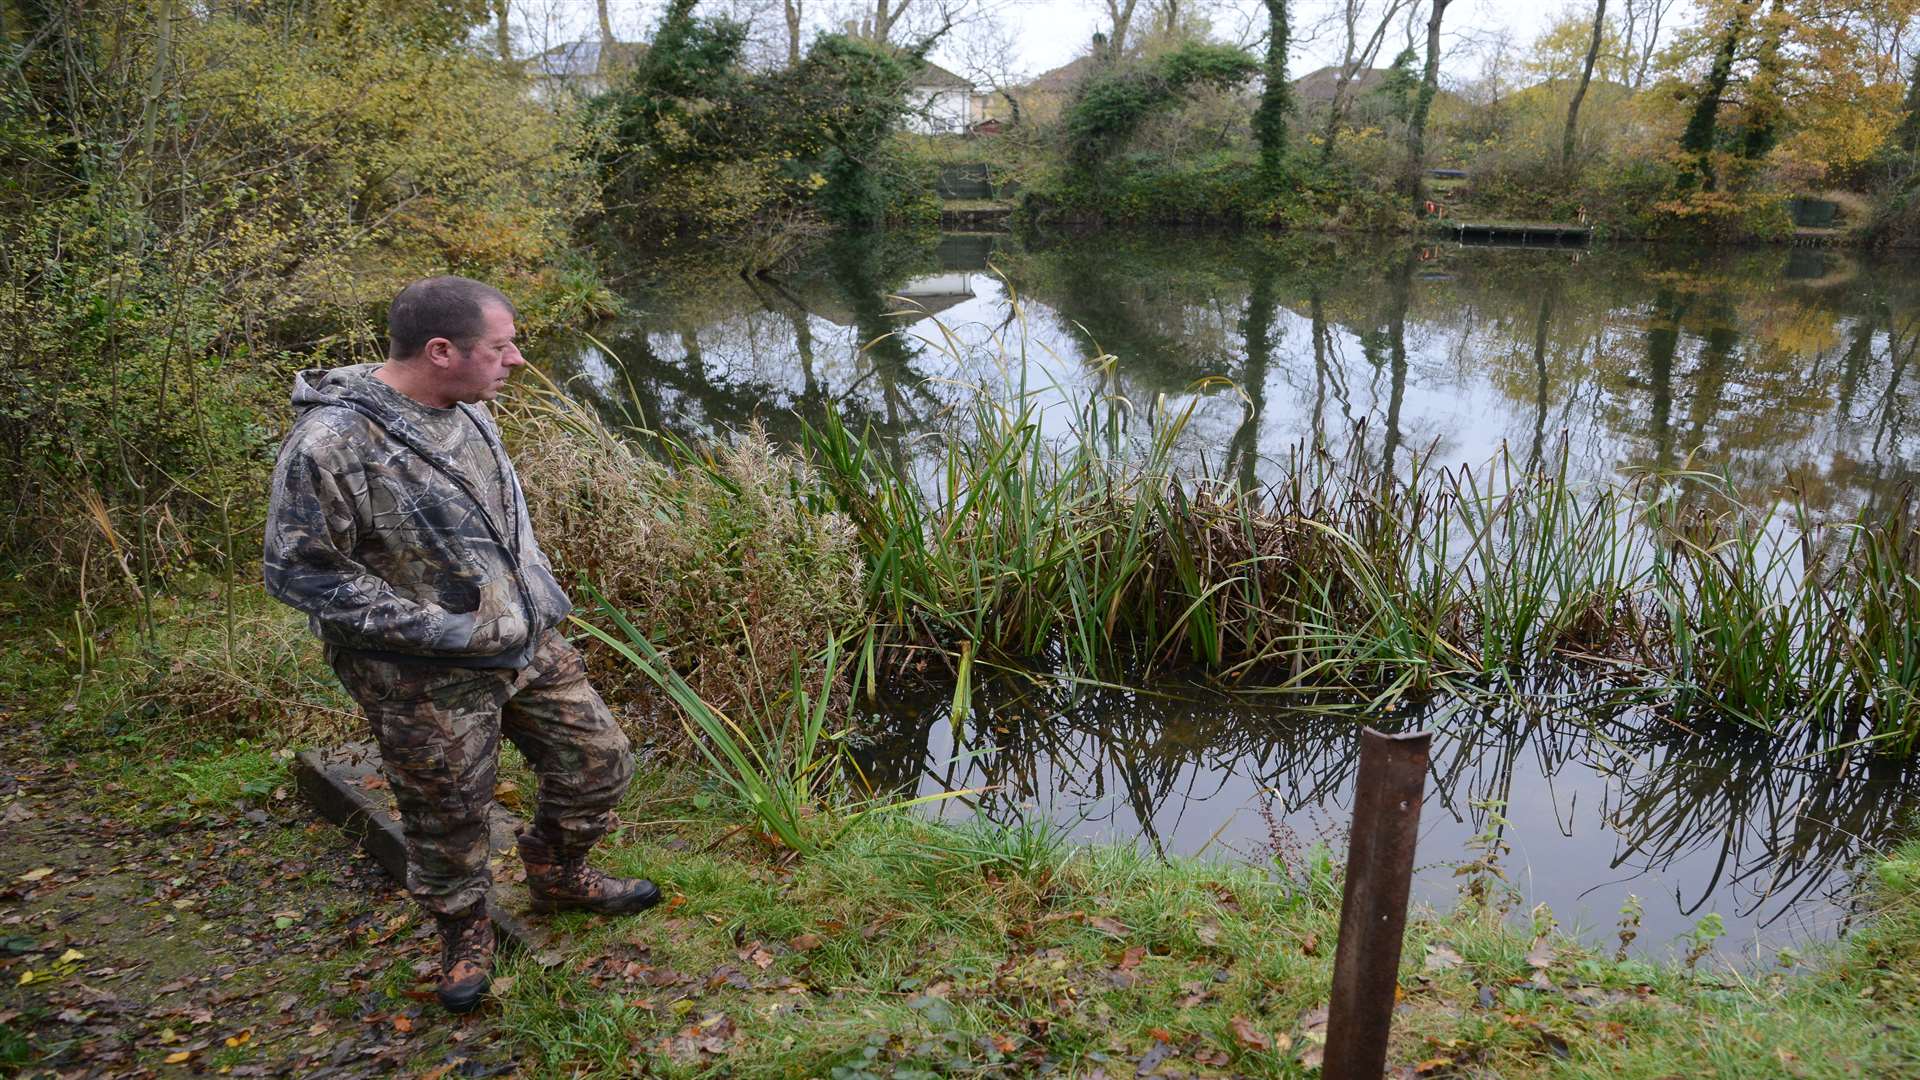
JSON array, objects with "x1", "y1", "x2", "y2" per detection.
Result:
[{"x1": 1323, "y1": 727, "x2": 1431, "y2": 1080}]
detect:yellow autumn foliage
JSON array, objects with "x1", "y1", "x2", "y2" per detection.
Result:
[{"x1": 0, "y1": 4, "x2": 608, "y2": 581}]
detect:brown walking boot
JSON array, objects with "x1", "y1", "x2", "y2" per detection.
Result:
[
  {"x1": 434, "y1": 902, "x2": 494, "y2": 1014},
  {"x1": 518, "y1": 830, "x2": 662, "y2": 916}
]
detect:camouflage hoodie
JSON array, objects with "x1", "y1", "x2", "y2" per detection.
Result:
[{"x1": 263, "y1": 365, "x2": 572, "y2": 669}]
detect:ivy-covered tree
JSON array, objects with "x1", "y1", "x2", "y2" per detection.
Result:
[
  {"x1": 1064, "y1": 42, "x2": 1260, "y2": 170},
  {"x1": 1253, "y1": 0, "x2": 1293, "y2": 178},
  {"x1": 599, "y1": 0, "x2": 921, "y2": 242}
]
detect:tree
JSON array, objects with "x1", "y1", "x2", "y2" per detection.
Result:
[
  {"x1": 1899, "y1": 52, "x2": 1920, "y2": 156},
  {"x1": 1562, "y1": 0, "x2": 1607, "y2": 169},
  {"x1": 1101, "y1": 0, "x2": 1144, "y2": 58},
  {"x1": 493, "y1": 0, "x2": 510, "y2": 60},
  {"x1": 1403, "y1": 0, "x2": 1452, "y2": 200},
  {"x1": 951, "y1": 13, "x2": 1031, "y2": 124},
  {"x1": 1064, "y1": 41, "x2": 1260, "y2": 168},
  {"x1": 597, "y1": 0, "x2": 614, "y2": 44},
  {"x1": 1739, "y1": 0, "x2": 1790, "y2": 160},
  {"x1": 785, "y1": 0, "x2": 804, "y2": 65},
  {"x1": 1619, "y1": 0, "x2": 1679, "y2": 88},
  {"x1": 1254, "y1": 0, "x2": 1292, "y2": 175},
  {"x1": 1679, "y1": 0, "x2": 1753, "y2": 189},
  {"x1": 1315, "y1": 0, "x2": 1415, "y2": 163}
]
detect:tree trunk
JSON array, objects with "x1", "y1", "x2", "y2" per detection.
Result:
[
  {"x1": 1402, "y1": 0, "x2": 1450, "y2": 202},
  {"x1": 1740, "y1": 0, "x2": 1787, "y2": 160},
  {"x1": 1561, "y1": 0, "x2": 1605, "y2": 171},
  {"x1": 596, "y1": 0, "x2": 614, "y2": 44},
  {"x1": 784, "y1": 0, "x2": 803, "y2": 66},
  {"x1": 1255, "y1": 0, "x2": 1291, "y2": 176},
  {"x1": 1105, "y1": 0, "x2": 1139, "y2": 58},
  {"x1": 872, "y1": 0, "x2": 912, "y2": 43},
  {"x1": 137, "y1": 0, "x2": 176, "y2": 200},
  {"x1": 492, "y1": 0, "x2": 511, "y2": 61},
  {"x1": 1680, "y1": 0, "x2": 1750, "y2": 191}
]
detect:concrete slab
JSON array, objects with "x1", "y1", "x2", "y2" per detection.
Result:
[{"x1": 293, "y1": 744, "x2": 551, "y2": 955}]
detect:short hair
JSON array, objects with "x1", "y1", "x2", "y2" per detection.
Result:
[{"x1": 387, "y1": 276, "x2": 516, "y2": 359}]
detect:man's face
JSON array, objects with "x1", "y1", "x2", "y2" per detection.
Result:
[{"x1": 433, "y1": 302, "x2": 523, "y2": 405}]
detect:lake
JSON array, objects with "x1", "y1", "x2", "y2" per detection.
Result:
[{"x1": 548, "y1": 230, "x2": 1920, "y2": 961}]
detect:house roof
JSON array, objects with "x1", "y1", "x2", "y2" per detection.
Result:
[
  {"x1": 1292, "y1": 65, "x2": 1390, "y2": 102},
  {"x1": 1024, "y1": 54, "x2": 1100, "y2": 92},
  {"x1": 531, "y1": 40, "x2": 646, "y2": 79},
  {"x1": 912, "y1": 61, "x2": 975, "y2": 91}
]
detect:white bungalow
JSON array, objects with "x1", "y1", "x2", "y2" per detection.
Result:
[{"x1": 904, "y1": 62, "x2": 981, "y2": 135}]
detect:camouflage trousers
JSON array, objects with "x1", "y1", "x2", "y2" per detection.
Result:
[{"x1": 328, "y1": 628, "x2": 634, "y2": 916}]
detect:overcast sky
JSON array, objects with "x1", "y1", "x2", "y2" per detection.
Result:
[{"x1": 512, "y1": 0, "x2": 1606, "y2": 83}]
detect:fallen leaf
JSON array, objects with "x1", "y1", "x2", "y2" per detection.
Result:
[
  {"x1": 1088, "y1": 916, "x2": 1128, "y2": 937},
  {"x1": 1147, "y1": 1027, "x2": 1174, "y2": 1042},
  {"x1": 1230, "y1": 1015, "x2": 1272, "y2": 1051},
  {"x1": 56, "y1": 948, "x2": 84, "y2": 965},
  {"x1": 165, "y1": 1051, "x2": 191, "y2": 1065},
  {"x1": 1136, "y1": 1040, "x2": 1175, "y2": 1075},
  {"x1": 1117, "y1": 946, "x2": 1148, "y2": 970},
  {"x1": 1525, "y1": 938, "x2": 1556, "y2": 970},
  {"x1": 1299, "y1": 1044, "x2": 1325, "y2": 1069},
  {"x1": 224, "y1": 1030, "x2": 251, "y2": 1047},
  {"x1": 392, "y1": 1015, "x2": 413, "y2": 1033},
  {"x1": 789, "y1": 933, "x2": 821, "y2": 952},
  {"x1": 17, "y1": 868, "x2": 53, "y2": 883},
  {"x1": 1194, "y1": 922, "x2": 1222, "y2": 947},
  {"x1": 1299, "y1": 931, "x2": 1319, "y2": 956},
  {"x1": 1424, "y1": 944, "x2": 1463, "y2": 972}
]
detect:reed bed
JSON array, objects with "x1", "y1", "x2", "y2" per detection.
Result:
[
  {"x1": 796, "y1": 376, "x2": 1920, "y2": 753},
  {"x1": 524, "y1": 323, "x2": 1920, "y2": 756}
]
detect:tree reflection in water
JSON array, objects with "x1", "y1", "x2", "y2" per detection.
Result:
[{"x1": 851, "y1": 670, "x2": 1920, "y2": 956}]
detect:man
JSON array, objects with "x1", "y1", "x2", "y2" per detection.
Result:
[{"x1": 264, "y1": 276, "x2": 659, "y2": 1014}]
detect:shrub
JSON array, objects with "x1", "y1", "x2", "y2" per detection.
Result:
[
  {"x1": 506, "y1": 388, "x2": 865, "y2": 746},
  {"x1": 1, "y1": 6, "x2": 603, "y2": 598}
]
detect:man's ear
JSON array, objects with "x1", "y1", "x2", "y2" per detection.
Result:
[{"x1": 424, "y1": 336, "x2": 458, "y2": 369}]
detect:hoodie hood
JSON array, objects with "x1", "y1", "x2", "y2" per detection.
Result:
[
  {"x1": 291, "y1": 363, "x2": 379, "y2": 413},
  {"x1": 291, "y1": 365, "x2": 452, "y2": 467}
]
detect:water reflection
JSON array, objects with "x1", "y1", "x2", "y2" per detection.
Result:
[
  {"x1": 851, "y1": 674, "x2": 1920, "y2": 959},
  {"x1": 554, "y1": 230, "x2": 1920, "y2": 954},
  {"x1": 550, "y1": 231, "x2": 1920, "y2": 519}
]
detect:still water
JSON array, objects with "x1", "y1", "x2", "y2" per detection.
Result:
[{"x1": 552, "y1": 231, "x2": 1920, "y2": 959}]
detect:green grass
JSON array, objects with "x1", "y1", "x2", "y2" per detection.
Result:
[{"x1": 480, "y1": 784, "x2": 1920, "y2": 1078}]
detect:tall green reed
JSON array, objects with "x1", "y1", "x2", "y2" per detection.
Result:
[{"x1": 540, "y1": 311, "x2": 1920, "y2": 757}]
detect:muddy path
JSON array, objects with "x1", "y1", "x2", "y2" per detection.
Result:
[{"x1": 0, "y1": 718, "x2": 521, "y2": 1078}]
